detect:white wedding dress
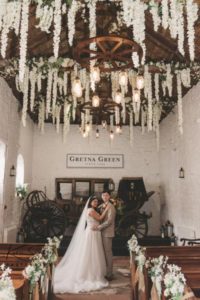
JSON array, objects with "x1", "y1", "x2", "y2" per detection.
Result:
[{"x1": 53, "y1": 205, "x2": 108, "y2": 294}]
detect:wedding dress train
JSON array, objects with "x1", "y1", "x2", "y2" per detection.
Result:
[{"x1": 53, "y1": 207, "x2": 108, "y2": 293}]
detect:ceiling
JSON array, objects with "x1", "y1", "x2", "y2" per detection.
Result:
[{"x1": 1, "y1": 1, "x2": 200, "y2": 126}]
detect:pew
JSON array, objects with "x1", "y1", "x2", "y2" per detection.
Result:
[
  {"x1": 0, "y1": 243, "x2": 45, "y2": 300},
  {"x1": 130, "y1": 246, "x2": 200, "y2": 300},
  {"x1": 146, "y1": 246, "x2": 200, "y2": 297}
]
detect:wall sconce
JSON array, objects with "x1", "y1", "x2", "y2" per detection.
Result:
[
  {"x1": 10, "y1": 165, "x2": 16, "y2": 177},
  {"x1": 179, "y1": 167, "x2": 184, "y2": 179},
  {"x1": 108, "y1": 179, "x2": 115, "y2": 191}
]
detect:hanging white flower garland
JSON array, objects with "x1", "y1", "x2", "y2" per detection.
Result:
[
  {"x1": 35, "y1": 0, "x2": 54, "y2": 33},
  {"x1": 186, "y1": 0, "x2": 198, "y2": 61},
  {"x1": 19, "y1": 0, "x2": 29, "y2": 83},
  {"x1": 1, "y1": 55, "x2": 196, "y2": 142},
  {"x1": 53, "y1": 0, "x2": 62, "y2": 58},
  {"x1": 177, "y1": 72, "x2": 183, "y2": 135}
]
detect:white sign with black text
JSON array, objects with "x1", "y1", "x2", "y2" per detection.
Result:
[{"x1": 67, "y1": 154, "x2": 124, "y2": 168}]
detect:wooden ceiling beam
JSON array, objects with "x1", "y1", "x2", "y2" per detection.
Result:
[{"x1": 146, "y1": 27, "x2": 184, "y2": 61}]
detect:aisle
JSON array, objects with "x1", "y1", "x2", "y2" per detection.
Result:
[{"x1": 52, "y1": 257, "x2": 132, "y2": 300}]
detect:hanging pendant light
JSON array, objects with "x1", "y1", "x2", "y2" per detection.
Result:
[
  {"x1": 119, "y1": 71, "x2": 128, "y2": 86},
  {"x1": 110, "y1": 130, "x2": 114, "y2": 140},
  {"x1": 114, "y1": 91, "x2": 122, "y2": 104},
  {"x1": 86, "y1": 122, "x2": 90, "y2": 132},
  {"x1": 102, "y1": 120, "x2": 107, "y2": 128},
  {"x1": 82, "y1": 129, "x2": 87, "y2": 138},
  {"x1": 116, "y1": 125, "x2": 122, "y2": 134},
  {"x1": 132, "y1": 89, "x2": 140, "y2": 103},
  {"x1": 92, "y1": 94, "x2": 100, "y2": 107},
  {"x1": 136, "y1": 75, "x2": 144, "y2": 90},
  {"x1": 96, "y1": 128, "x2": 100, "y2": 138},
  {"x1": 72, "y1": 78, "x2": 82, "y2": 98},
  {"x1": 91, "y1": 66, "x2": 100, "y2": 83}
]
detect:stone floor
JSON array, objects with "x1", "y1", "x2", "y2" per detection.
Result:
[{"x1": 52, "y1": 257, "x2": 132, "y2": 300}]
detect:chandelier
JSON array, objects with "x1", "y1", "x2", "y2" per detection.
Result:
[{"x1": 72, "y1": 35, "x2": 145, "y2": 140}]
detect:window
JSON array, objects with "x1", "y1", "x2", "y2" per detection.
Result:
[{"x1": 15, "y1": 154, "x2": 24, "y2": 187}]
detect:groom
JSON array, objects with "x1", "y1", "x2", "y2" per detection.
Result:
[{"x1": 93, "y1": 190, "x2": 116, "y2": 281}]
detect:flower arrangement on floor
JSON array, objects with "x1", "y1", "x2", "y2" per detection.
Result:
[
  {"x1": 22, "y1": 235, "x2": 62, "y2": 298},
  {"x1": 0, "y1": 264, "x2": 16, "y2": 300}
]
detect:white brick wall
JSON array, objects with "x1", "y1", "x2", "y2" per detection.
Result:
[
  {"x1": 32, "y1": 124, "x2": 161, "y2": 235},
  {"x1": 159, "y1": 82, "x2": 200, "y2": 240},
  {"x1": 0, "y1": 78, "x2": 33, "y2": 241},
  {"x1": 2, "y1": 77, "x2": 200, "y2": 241}
]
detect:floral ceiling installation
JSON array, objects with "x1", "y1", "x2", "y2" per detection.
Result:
[
  {"x1": 1, "y1": 56, "x2": 200, "y2": 148},
  {"x1": 0, "y1": 0, "x2": 199, "y2": 146}
]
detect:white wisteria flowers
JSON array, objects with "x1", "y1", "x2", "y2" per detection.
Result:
[
  {"x1": 0, "y1": 264, "x2": 16, "y2": 300},
  {"x1": 164, "y1": 264, "x2": 186, "y2": 300},
  {"x1": 127, "y1": 234, "x2": 139, "y2": 253},
  {"x1": 146, "y1": 255, "x2": 168, "y2": 297}
]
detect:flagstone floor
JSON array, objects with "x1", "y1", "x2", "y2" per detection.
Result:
[{"x1": 52, "y1": 257, "x2": 132, "y2": 300}]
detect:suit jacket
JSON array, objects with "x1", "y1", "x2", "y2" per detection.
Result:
[{"x1": 98, "y1": 202, "x2": 116, "y2": 237}]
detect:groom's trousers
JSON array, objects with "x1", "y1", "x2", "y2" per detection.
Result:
[{"x1": 102, "y1": 236, "x2": 113, "y2": 277}]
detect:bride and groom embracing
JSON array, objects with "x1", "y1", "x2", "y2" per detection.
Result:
[{"x1": 53, "y1": 190, "x2": 116, "y2": 294}]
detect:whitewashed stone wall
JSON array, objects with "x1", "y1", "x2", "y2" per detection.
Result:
[
  {"x1": 32, "y1": 124, "x2": 161, "y2": 235},
  {"x1": 159, "y1": 82, "x2": 200, "y2": 241},
  {"x1": 0, "y1": 78, "x2": 34, "y2": 242}
]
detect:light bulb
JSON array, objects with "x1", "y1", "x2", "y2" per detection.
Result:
[
  {"x1": 114, "y1": 91, "x2": 122, "y2": 104},
  {"x1": 86, "y1": 122, "x2": 90, "y2": 132},
  {"x1": 136, "y1": 75, "x2": 144, "y2": 90},
  {"x1": 72, "y1": 78, "x2": 82, "y2": 98},
  {"x1": 92, "y1": 95, "x2": 100, "y2": 107},
  {"x1": 96, "y1": 128, "x2": 100, "y2": 138},
  {"x1": 91, "y1": 67, "x2": 100, "y2": 83},
  {"x1": 110, "y1": 130, "x2": 114, "y2": 140},
  {"x1": 132, "y1": 89, "x2": 140, "y2": 103},
  {"x1": 82, "y1": 129, "x2": 87, "y2": 138},
  {"x1": 119, "y1": 71, "x2": 128, "y2": 86},
  {"x1": 116, "y1": 125, "x2": 122, "y2": 134},
  {"x1": 102, "y1": 120, "x2": 107, "y2": 128}
]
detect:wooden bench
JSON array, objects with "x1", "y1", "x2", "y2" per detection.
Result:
[
  {"x1": 146, "y1": 246, "x2": 200, "y2": 292},
  {"x1": 0, "y1": 243, "x2": 48, "y2": 300},
  {"x1": 130, "y1": 246, "x2": 200, "y2": 300}
]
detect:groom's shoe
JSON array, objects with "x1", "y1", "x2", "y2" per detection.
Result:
[{"x1": 105, "y1": 275, "x2": 114, "y2": 281}]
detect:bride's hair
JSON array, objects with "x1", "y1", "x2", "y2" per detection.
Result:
[{"x1": 87, "y1": 195, "x2": 98, "y2": 208}]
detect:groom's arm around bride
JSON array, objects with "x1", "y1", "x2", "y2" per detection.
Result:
[{"x1": 93, "y1": 191, "x2": 116, "y2": 280}]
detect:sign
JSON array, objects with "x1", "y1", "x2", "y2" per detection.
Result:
[{"x1": 67, "y1": 154, "x2": 124, "y2": 168}]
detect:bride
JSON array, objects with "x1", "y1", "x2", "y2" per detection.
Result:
[{"x1": 53, "y1": 195, "x2": 109, "y2": 293}]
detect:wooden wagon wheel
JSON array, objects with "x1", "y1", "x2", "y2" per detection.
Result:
[
  {"x1": 74, "y1": 36, "x2": 143, "y2": 72},
  {"x1": 79, "y1": 99, "x2": 122, "y2": 124},
  {"x1": 133, "y1": 213, "x2": 148, "y2": 238},
  {"x1": 25, "y1": 190, "x2": 48, "y2": 209},
  {"x1": 22, "y1": 200, "x2": 66, "y2": 241},
  {"x1": 116, "y1": 210, "x2": 149, "y2": 238}
]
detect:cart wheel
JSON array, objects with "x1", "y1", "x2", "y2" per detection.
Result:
[
  {"x1": 25, "y1": 190, "x2": 48, "y2": 209},
  {"x1": 22, "y1": 200, "x2": 66, "y2": 241},
  {"x1": 134, "y1": 215, "x2": 148, "y2": 238},
  {"x1": 116, "y1": 213, "x2": 148, "y2": 238}
]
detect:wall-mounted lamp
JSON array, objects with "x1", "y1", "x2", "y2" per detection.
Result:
[
  {"x1": 108, "y1": 179, "x2": 115, "y2": 192},
  {"x1": 10, "y1": 165, "x2": 16, "y2": 177},
  {"x1": 179, "y1": 167, "x2": 184, "y2": 179}
]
